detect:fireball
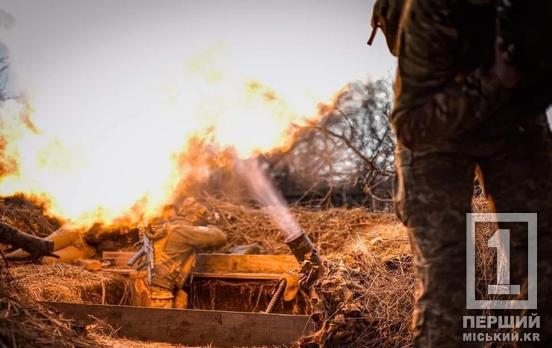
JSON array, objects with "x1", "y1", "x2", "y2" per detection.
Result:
[{"x1": 0, "y1": 46, "x2": 332, "y2": 227}]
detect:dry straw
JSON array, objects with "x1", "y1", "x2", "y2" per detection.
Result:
[{"x1": 0, "y1": 195, "x2": 497, "y2": 347}]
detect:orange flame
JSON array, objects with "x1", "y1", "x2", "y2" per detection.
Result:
[{"x1": 0, "y1": 46, "x2": 335, "y2": 227}]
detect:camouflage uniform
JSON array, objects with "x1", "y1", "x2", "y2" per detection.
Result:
[
  {"x1": 147, "y1": 200, "x2": 227, "y2": 308},
  {"x1": 373, "y1": 0, "x2": 552, "y2": 346},
  {"x1": 150, "y1": 220, "x2": 227, "y2": 291}
]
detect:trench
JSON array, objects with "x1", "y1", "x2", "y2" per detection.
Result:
[
  {"x1": 190, "y1": 278, "x2": 310, "y2": 314},
  {"x1": 38, "y1": 269, "x2": 311, "y2": 315}
]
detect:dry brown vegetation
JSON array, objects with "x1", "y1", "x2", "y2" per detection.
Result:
[
  {"x1": 0, "y1": 195, "x2": 413, "y2": 347},
  {"x1": 0, "y1": 259, "x2": 100, "y2": 347},
  {"x1": 205, "y1": 197, "x2": 401, "y2": 255},
  {"x1": 0, "y1": 195, "x2": 60, "y2": 238},
  {"x1": 205, "y1": 197, "x2": 414, "y2": 347},
  {"x1": 0, "y1": 196, "x2": 496, "y2": 347},
  {"x1": 10, "y1": 264, "x2": 129, "y2": 305}
]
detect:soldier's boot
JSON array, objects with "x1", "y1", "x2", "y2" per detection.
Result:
[{"x1": 148, "y1": 285, "x2": 174, "y2": 309}]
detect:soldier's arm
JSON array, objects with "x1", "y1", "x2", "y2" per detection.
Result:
[
  {"x1": 392, "y1": 0, "x2": 513, "y2": 150},
  {"x1": 165, "y1": 223, "x2": 227, "y2": 250}
]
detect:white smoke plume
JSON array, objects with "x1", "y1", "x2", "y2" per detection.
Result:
[{"x1": 235, "y1": 157, "x2": 302, "y2": 242}]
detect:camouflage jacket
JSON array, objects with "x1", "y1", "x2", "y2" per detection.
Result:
[{"x1": 379, "y1": 0, "x2": 551, "y2": 153}]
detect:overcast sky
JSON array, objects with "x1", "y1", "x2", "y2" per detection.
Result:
[{"x1": 0, "y1": 0, "x2": 395, "y2": 99}]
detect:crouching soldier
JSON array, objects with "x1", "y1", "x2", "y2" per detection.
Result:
[{"x1": 135, "y1": 200, "x2": 227, "y2": 309}]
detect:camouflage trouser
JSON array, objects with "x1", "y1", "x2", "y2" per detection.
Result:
[
  {"x1": 151, "y1": 224, "x2": 227, "y2": 290},
  {"x1": 395, "y1": 115, "x2": 552, "y2": 347}
]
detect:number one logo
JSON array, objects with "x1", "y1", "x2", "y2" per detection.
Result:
[{"x1": 487, "y1": 229, "x2": 521, "y2": 295}]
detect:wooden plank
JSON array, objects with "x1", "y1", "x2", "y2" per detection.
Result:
[
  {"x1": 194, "y1": 254, "x2": 299, "y2": 274},
  {"x1": 102, "y1": 251, "x2": 135, "y2": 267},
  {"x1": 46, "y1": 302, "x2": 313, "y2": 347},
  {"x1": 103, "y1": 252, "x2": 300, "y2": 274},
  {"x1": 102, "y1": 268, "x2": 289, "y2": 280},
  {"x1": 192, "y1": 272, "x2": 284, "y2": 280}
]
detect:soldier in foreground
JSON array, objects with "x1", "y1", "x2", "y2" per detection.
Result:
[{"x1": 371, "y1": 0, "x2": 552, "y2": 346}]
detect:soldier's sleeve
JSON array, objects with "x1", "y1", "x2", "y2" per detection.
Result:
[
  {"x1": 392, "y1": 0, "x2": 513, "y2": 150},
  {"x1": 165, "y1": 223, "x2": 227, "y2": 250}
]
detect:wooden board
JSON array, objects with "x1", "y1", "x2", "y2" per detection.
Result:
[
  {"x1": 192, "y1": 272, "x2": 286, "y2": 280},
  {"x1": 46, "y1": 302, "x2": 313, "y2": 347},
  {"x1": 103, "y1": 252, "x2": 300, "y2": 274},
  {"x1": 102, "y1": 269, "x2": 289, "y2": 280},
  {"x1": 194, "y1": 254, "x2": 299, "y2": 274},
  {"x1": 103, "y1": 251, "x2": 136, "y2": 267}
]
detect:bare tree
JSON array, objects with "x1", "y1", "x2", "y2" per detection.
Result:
[{"x1": 267, "y1": 79, "x2": 395, "y2": 210}]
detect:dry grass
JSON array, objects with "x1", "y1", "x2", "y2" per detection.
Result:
[
  {"x1": 87, "y1": 319, "x2": 191, "y2": 348},
  {"x1": 0, "y1": 197, "x2": 103, "y2": 347},
  {"x1": 0, "y1": 256, "x2": 101, "y2": 347},
  {"x1": 202, "y1": 197, "x2": 414, "y2": 347},
  {"x1": 204, "y1": 196, "x2": 399, "y2": 255},
  {"x1": 0, "y1": 195, "x2": 499, "y2": 347},
  {"x1": 0, "y1": 195, "x2": 60, "y2": 237},
  {"x1": 297, "y1": 228, "x2": 414, "y2": 347},
  {"x1": 10, "y1": 264, "x2": 130, "y2": 305}
]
